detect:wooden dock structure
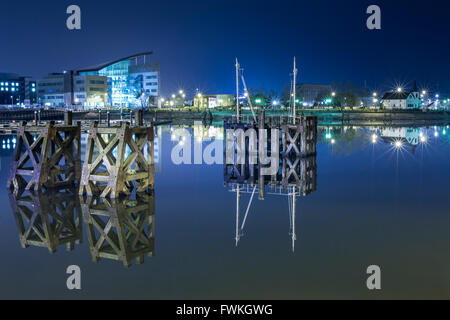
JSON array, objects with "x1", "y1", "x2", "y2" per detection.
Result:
[
  {"x1": 7, "y1": 120, "x2": 81, "y2": 191},
  {"x1": 6, "y1": 111, "x2": 155, "y2": 198},
  {"x1": 79, "y1": 121, "x2": 154, "y2": 198},
  {"x1": 223, "y1": 112, "x2": 318, "y2": 197}
]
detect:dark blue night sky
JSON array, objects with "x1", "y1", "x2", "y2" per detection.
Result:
[{"x1": 1, "y1": 0, "x2": 449, "y2": 95}]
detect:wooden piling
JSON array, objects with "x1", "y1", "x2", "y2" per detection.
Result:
[
  {"x1": 79, "y1": 121, "x2": 154, "y2": 198},
  {"x1": 7, "y1": 121, "x2": 81, "y2": 191}
]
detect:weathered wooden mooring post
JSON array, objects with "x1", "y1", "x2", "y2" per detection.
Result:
[
  {"x1": 80, "y1": 193, "x2": 155, "y2": 267},
  {"x1": 79, "y1": 120, "x2": 154, "y2": 198},
  {"x1": 7, "y1": 113, "x2": 81, "y2": 191}
]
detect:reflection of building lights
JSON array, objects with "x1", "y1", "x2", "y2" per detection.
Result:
[
  {"x1": 420, "y1": 136, "x2": 427, "y2": 143},
  {"x1": 371, "y1": 134, "x2": 377, "y2": 143},
  {"x1": 434, "y1": 131, "x2": 439, "y2": 137},
  {"x1": 325, "y1": 133, "x2": 332, "y2": 139},
  {"x1": 171, "y1": 134, "x2": 176, "y2": 140},
  {"x1": 443, "y1": 130, "x2": 447, "y2": 135},
  {"x1": 331, "y1": 139, "x2": 335, "y2": 144}
]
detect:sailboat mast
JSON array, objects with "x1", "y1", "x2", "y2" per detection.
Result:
[
  {"x1": 292, "y1": 57, "x2": 297, "y2": 122},
  {"x1": 236, "y1": 58, "x2": 240, "y2": 122}
]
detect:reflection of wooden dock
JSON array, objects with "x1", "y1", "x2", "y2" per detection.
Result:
[
  {"x1": 8, "y1": 188, "x2": 156, "y2": 267},
  {"x1": 8, "y1": 188, "x2": 82, "y2": 253},
  {"x1": 224, "y1": 111, "x2": 318, "y2": 251},
  {"x1": 81, "y1": 193, "x2": 155, "y2": 267}
]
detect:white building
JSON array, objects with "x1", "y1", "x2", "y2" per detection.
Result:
[{"x1": 381, "y1": 82, "x2": 421, "y2": 109}]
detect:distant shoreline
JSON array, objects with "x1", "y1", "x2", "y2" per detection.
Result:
[{"x1": 0, "y1": 108, "x2": 449, "y2": 127}]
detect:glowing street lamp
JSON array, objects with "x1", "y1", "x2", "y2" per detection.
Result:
[
  {"x1": 179, "y1": 90, "x2": 184, "y2": 95},
  {"x1": 272, "y1": 100, "x2": 278, "y2": 106},
  {"x1": 372, "y1": 92, "x2": 377, "y2": 97},
  {"x1": 397, "y1": 87, "x2": 403, "y2": 93},
  {"x1": 422, "y1": 90, "x2": 427, "y2": 95},
  {"x1": 331, "y1": 92, "x2": 336, "y2": 97},
  {"x1": 171, "y1": 94, "x2": 176, "y2": 99}
]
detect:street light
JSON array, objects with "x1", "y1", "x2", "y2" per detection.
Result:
[
  {"x1": 331, "y1": 92, "x2": 336, "y2": 97},
  {"x1": 397, "y1": 87, "x2": 403, "y2": 92},
  {"x1": 372, "y1": 92, "x2": 377, "y2": 97},
  {"x1": 179, "y1": 90, "x2": 184, "y2": 95}
]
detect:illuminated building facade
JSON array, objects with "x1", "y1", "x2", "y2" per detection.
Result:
[
  {"x1": 193, "y1": 94, "x2": 235, "y2": 108},
  {"x1": 77, "y1": 52, "x2": 160, "y2": 107},
  {"x1": 0, "y1": 73, "x2": 37, "y2": 106}
]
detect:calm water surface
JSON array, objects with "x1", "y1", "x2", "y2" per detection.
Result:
[{"x1": 1, "y1": 124, "x2": 450, "y2": 299}]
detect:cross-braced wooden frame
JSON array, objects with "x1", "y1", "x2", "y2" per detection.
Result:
[
  {"x1": 81, "y1": 193, "x2": 155, "y2": 267},
  {"x1": 8, "y1": 188, "x2": 82, "y2": 253},
  {"x1": 79, "y1": 122, "x2": 154, "y2": 198},
  {"x1": 281, "y1": 116, "x2": 317, "y2": 158},
  {"x1": 7, "y1": 122, "x2": 81, "y2": 191}
]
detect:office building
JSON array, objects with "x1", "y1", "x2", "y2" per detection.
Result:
[
  {"x1": 76, "y1": 52, "x2": 160, "y2": 107},
  {"x1": 0, "y1": 73, "x2": 37, "y2": 106}
]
